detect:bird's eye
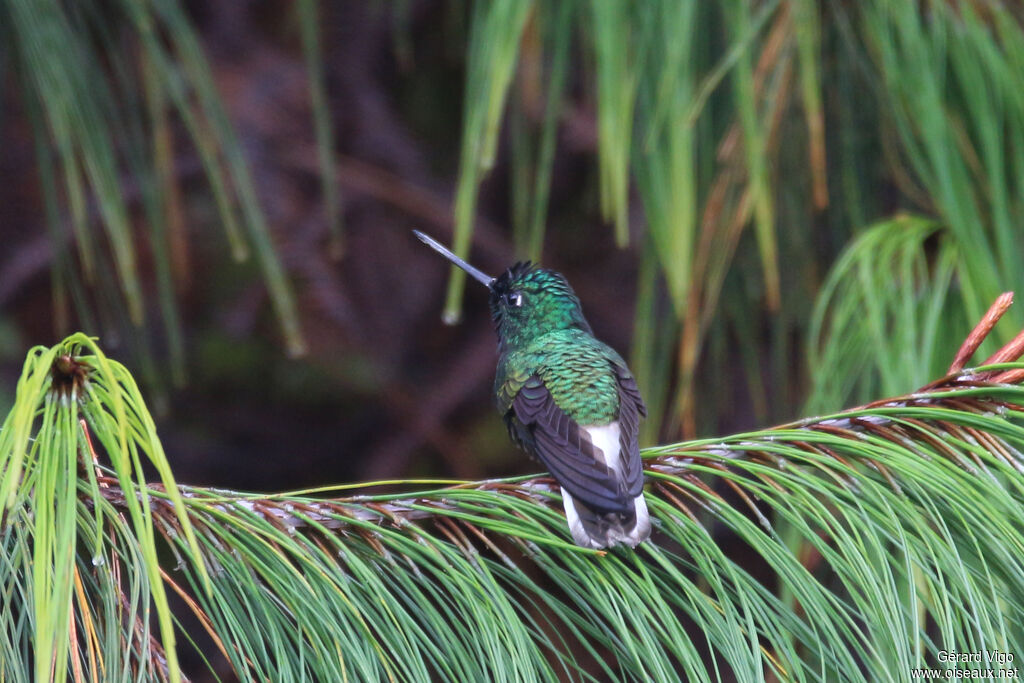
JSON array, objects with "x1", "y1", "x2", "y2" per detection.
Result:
[{"x1": 507, "y1": 291, "x2": 523, "y2": 307}]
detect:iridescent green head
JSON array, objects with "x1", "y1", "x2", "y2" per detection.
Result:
[
  {"x1": 413, "y1": 230, "x2": 592, "y2": 352},
  {"x1": 489, "y1": 262, "x2": 592, "y2": 351}
]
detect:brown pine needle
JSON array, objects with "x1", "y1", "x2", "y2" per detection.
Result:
[{"x1": 948, "y1": 291, "x2": 1014, "y2": 373}]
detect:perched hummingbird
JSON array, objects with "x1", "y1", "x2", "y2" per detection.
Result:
[{"x1": 415, "y1": 230, "x2": 650, "y2": 549}]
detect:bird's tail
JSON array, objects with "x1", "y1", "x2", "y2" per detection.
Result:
[{"x1": 562, "y1": 491, "x2": 651, "y2": 549}]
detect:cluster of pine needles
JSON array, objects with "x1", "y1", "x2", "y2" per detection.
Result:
[{"x1": 3, "y1": 296, "x2": 1024, "y2": 680}]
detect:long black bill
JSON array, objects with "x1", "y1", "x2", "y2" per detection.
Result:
[{"x1": 413, "y1": 230, "x2": 494, "y2": 287}]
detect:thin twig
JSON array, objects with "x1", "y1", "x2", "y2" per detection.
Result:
[{"x1": 980, "y1": 327, "x2": 1024, "y2": 374}]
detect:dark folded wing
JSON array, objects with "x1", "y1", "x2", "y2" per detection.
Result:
[
  {"x1": 612, "y1": 366, "x2": 647, "y2": 497},
  {"x1": 508, "y1": 376, "x2": 631, "y2": 514}
]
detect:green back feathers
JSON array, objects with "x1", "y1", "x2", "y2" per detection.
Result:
[
  {"x1": 495, "y1": 329, "x2": 626, "y2": 425},
  {"x1": 537, "y1": 332, "x2": 623, "y2": 424}
]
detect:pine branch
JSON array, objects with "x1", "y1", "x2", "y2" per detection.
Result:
[
  {"x1": 92, "y1": 292, "x2": 1024, "y2": 538},
  {"x1": 6, "y1": 297, "x2": 1024, "y2": 681}
]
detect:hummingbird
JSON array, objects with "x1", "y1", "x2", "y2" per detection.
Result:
[{"x1": 414, "y1": 230, "x2": 650, "y2": 549}]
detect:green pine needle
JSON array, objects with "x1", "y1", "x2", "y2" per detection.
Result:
[{"x1": 4, "y1": 335, "x2": 1024, "y2": 680}]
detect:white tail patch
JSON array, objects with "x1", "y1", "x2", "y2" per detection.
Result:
[
  {"x1": 582, "y1": 423, "x2": 622, "y2": 474},
  {"x1": 557, "y1": 422, "x2": 650, "y2": 549}
]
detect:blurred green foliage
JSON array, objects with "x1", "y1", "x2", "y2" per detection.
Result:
[
  {"x1": 447, "y1": 0, "x2": 1024, "y2": 440},
  {"x1": 5, "y1": 0, "x2": 1024, "y2": 444},
  {"x1": 3, "y1": 0, "x2": 315, "y2": 378}
]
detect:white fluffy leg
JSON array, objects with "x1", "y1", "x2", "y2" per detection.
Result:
[
  {"x1": 561, "y1": 490, "x2": 602, "y2": 549},
  {"x1": 624, "y1": 493, "x2": 650, "y2": 547}
]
